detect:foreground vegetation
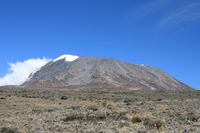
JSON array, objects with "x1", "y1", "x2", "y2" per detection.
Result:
[{"x1": 0, "y1": 88, "x2": 200, "y2": 132}]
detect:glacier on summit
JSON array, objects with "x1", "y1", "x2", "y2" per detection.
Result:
[{"x1": 53, "y1": 54, "x2": 79, "y2": 62}]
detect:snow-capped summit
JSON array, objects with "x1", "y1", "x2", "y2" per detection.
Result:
[
  {"x1": 22, "y1": 56, "x2": 196, "y2": 90},
  {"x1": 53, "y1": 54, "x2": 79, "y2": 62}
]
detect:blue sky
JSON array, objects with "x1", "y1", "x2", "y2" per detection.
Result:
[{"x1": 0, "y1": 0, "x2": 199, "y2": 89}]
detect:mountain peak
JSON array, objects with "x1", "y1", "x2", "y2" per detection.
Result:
[
  {"x1": 53, "y1": 54, "x2": 79, "y2": 62},
  {"x1": 22, "y1": 56, "x2": 196, "y2": 90}
]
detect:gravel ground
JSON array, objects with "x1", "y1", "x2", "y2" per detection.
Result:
[{"x1": 0, "y1": 88, "x2": 200, "y2": 133}]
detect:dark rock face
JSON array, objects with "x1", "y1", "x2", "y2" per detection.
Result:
[{"x1": 22, "y1": 57, "x2": 195, "y2": 90}]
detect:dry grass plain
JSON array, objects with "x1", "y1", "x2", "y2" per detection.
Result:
[{"x1": 0, "y1": 87, "x2": 200, "y2": 133}]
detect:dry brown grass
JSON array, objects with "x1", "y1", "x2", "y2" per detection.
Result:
[
  {"x1": 0, "y1": 96, "x2": 99, "y2": 116},
  {"x1": 0, "y1": 88, "x2": 200, "y2": 133}
]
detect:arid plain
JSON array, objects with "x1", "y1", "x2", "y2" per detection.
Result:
[{"x1": 0, "y1": 87, "x2": 200, "y2": 133}]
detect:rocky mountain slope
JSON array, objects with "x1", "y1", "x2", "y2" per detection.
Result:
[{"x1": 22, "y1": 55, "x2": 195, "y2": 90}]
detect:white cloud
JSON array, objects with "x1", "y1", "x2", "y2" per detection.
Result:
[
  {"x1": 160, "y1": 3, "x2": 200, "y2": 27},
  {"x1": 130, "y1": 0, "x2": 200, "y2": 30},
  {"x1": 0, "y1": 58, "x2": 52, "y2": 86}
]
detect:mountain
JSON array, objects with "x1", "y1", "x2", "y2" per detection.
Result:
[{"x1": 22, "y1": 55, "x2": 195, "y2": 90}]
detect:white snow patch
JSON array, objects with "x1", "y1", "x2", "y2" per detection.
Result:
[{"x1": 53, "y1": 54, "x2": 79, "y2": 62}]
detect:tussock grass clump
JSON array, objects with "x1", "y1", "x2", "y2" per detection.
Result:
[
  {"x1": 63, "y1": 113, "x2": 84, "y2": 122},
  {"x1": 131, "y1": 116, "x2": 142, "y2": 124},
  {"x1": 0, "y1": 127, "x2": 18, "y2": 133},
  {"x1": 106, "y1": 111, "x2": 127, "y2": 121},
  {"x1": 156, "y1": 98, "x2": 162, "y2": 101},
  {"x1": 92, "y1": 108, "x2": 98, "y2": 111},
  {"x1": 50, "y1": 98, "x2": 54, "y2": 101},
  {"x1": 89, "y1": 99, "x2": 93, "y2": 102},
  {"x1": 62, "y1": 112, "x2": 106, "y2": 122},
  {"x1": 22, "y1": 95, "x2": 32, "y2": 98},
  {"x1": 0, "y1": 97, "x2": 6, "y2": 100},
  {"x1": 188, "y1": 112, "x2": 194, "y2": 115},
  {"x1": 149, "y1": 121, "x2": 162, "y2": 129},
  {"x1": 86, "y1": 113, "x2": 106, "y2": 121},
  {"x1": 82, "y1": 98, "x2": 87, "y2": 101},
  {"x1": 87, "y1": 106, "x2": 98, "y2": 111},
  {"x1": 96, "y1": 114, "x2": 106, "y2": 120},
  {"x1": 119, "y1": 112, "x2": 126, "y2": 116},
  {"x1": 102, "y1": 101, "x2": 107, "y2": 107},
  {"x1": 71, "y1": 106, "x2": 81, "y2": 110}
]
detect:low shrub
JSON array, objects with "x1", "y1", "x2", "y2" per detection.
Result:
[
  {"x1": 131, "y1": 116, "x2": 142, "y2": 124},
  {"x1": 92, "y1": 108, "x2": 98, "y2": 111},
  {"x1": 0, "y1": 97, "x2": 6, "y2": 100},
  {"x1": 22, "y1": 95, "x2": 32, "y2": 98},
  {"x1": 95, "y1": 114, "x2": 106, "y2": 120},
  {"x1": 71, "y1": 106, "x2": 81, "y2": 110},
  {"x1": 156, "y1": 98, "x2": 162, "y2": 101},
  {"x1": 119, "y1": 112, "x2": 126, "y2": 116},
  {"x1": 63, "y1": 113, "x2": 84, "y2": 122},
  {"x1": 62, "y1": 112, "x2": 106, "y2": 122},
  {"x1": 102, "y1": 101, "x2": 107, "y2": 107},
  {"x1": 0, "y1": 127, "x2": 18, "y2": 133},
  {"x1": 149, "y1": 121, "x2": 162, "y2": 129}
]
